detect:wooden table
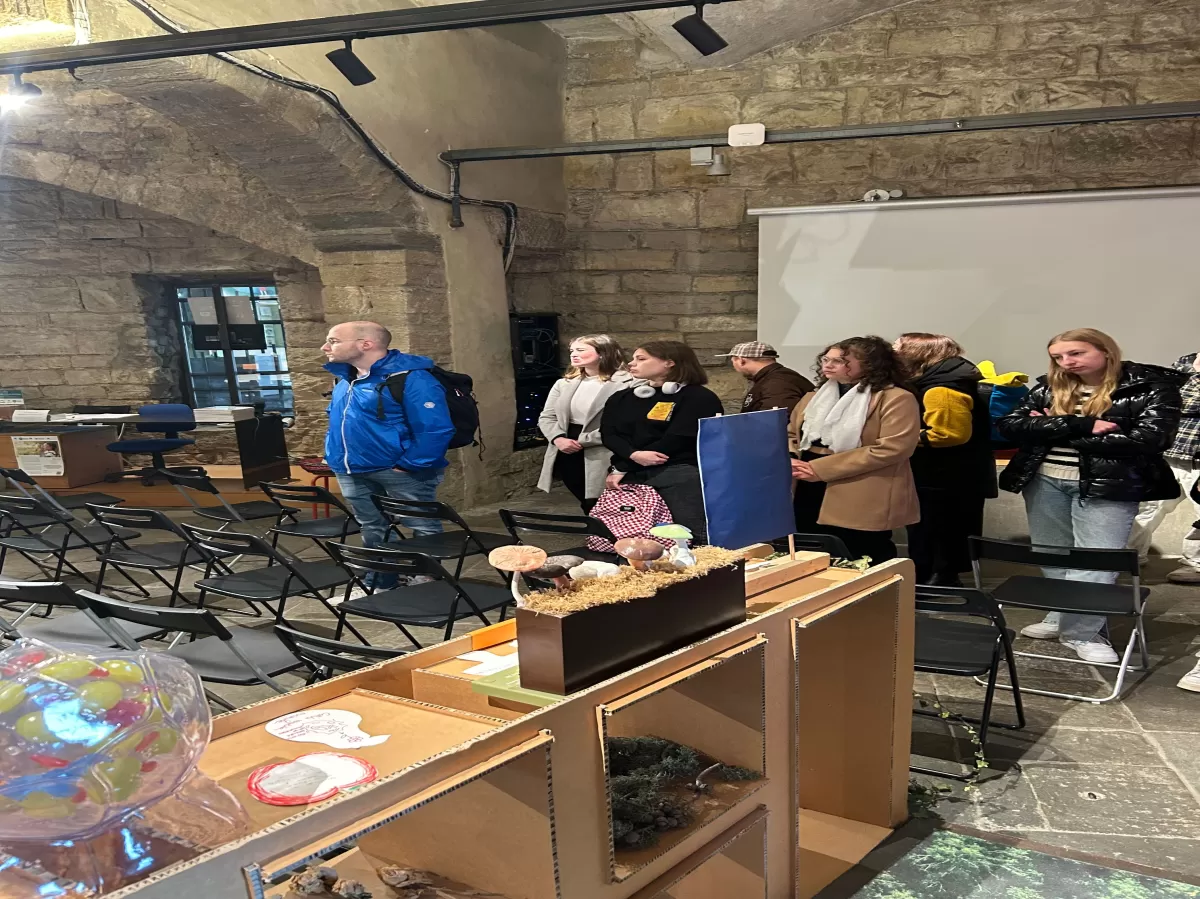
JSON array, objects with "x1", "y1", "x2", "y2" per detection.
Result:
[{"x1": 0, "y1": 425, "x2": 121, "y2": 488}]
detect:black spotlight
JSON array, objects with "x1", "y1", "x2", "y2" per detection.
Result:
[
  {"x1": 672, "y1": 4, "x2": 728, "y2": 56},
  {"x1": 326, "y1": 39, "x2": 376, "y2": 87}
]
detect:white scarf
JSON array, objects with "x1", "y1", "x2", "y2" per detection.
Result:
[{"x1": 798, "y1": 380, "x2": 873, "y2": 454}]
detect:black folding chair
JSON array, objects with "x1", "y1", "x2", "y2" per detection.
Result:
[
  {"x1": 0, "y1": 466, "x2": 123, "y2": 515},
  {"x1": 0, "y1": 581, "x2": 166, "y2": 647},
  {"x1": 159, "y1": 470, "x2": 299, "y2": 530},
  {"x1": 911, "y1": 585, "x2": 1025, "y2": 780},
  {"x1": 82, "y1": 593, "x2": 302, "y2": 711},
  {"x1": 789, "y1": 533, "x2": 852, "y2": 559},
  {"x1": 970, "y1": 536, "x2": 1149, "y2": 704},
  {"x1": 259, "y1": 482, "x2": 361, "y2": 552},
  {"x1": 327, "y1": 543, "x2": 512, "y2": 648},
  {"x1": 181, "y1": 524, "x2": 363, "y2": 638},
  {"x1": 88, "y1": 505, "x2": 227, "y2": 608},
  {"x1": 274, "y1": 624, "x2": 407, "y2": 684},
  {"x1": 0, "y1": 495, "x2": 142, "y2": 592},
  {"x1": 373, "y1": 497, "x2": 516, "y2": 578},
  {"x1": 497, "y1": 508, "x2": 621, "y2": 564}
]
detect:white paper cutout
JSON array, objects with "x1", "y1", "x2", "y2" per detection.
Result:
[{"x1": 265, "y1": 709, "x2": 390, "y2": 749}]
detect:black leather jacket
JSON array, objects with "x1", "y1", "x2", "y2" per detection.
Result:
[{"x1": 997, "y1": 362, "x2": 1184, "y2": 502}]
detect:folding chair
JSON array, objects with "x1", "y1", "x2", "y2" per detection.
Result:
[
  {"x1": 82, "y1": 592, "x2": 302, "y2": 711},
  {"x1": 0, "y1": 495, "x2": 142, "y2": 592},
  {"x1": 789, "y1": 533, "x2": 852, "y2": 559},
  {"x1": 911, "y1": 585, "x2": 1025, "y2": 780},
  {"x1": 970, "y1": 536, "x2": 1149, "y2": 704},
  {"x1": 259, "y1": 482, "x2": 361, "y2": 553},
  {"x1": 327, "y1": 543, "x2": 512, "y2": 648},
  {"x1": 0, "y1": 466, "x2": 123, "y2": 515},
  {"x1": 0, "y1": 580, "x2": 166, "y2": 647},
  {"x1": 274, "y1": 624, "x2": 406, "y2": 684},
  {"x1": 158, "y1": 470, "x2": 299, "y2": 531},
  {"x1": 373, "y1": 497, "x2": 516, "y2": 579},
  {"x1": 497, "y1": 508, "x2": 621, "y2": 564},
  {"x1": 88, "y1": 505, "x2": 227, "y2": 608},
  {"x1": 181, "y1": 524, "x2": 362, "y2": 640}
]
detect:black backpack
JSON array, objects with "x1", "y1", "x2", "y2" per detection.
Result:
[{"x1": 374, "y1": 366, "x2": 482, "y2": 451}]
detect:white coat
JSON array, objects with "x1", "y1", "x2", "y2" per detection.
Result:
[{"x1": 537, "y1": 370, "x2": 639, "y2": 498}]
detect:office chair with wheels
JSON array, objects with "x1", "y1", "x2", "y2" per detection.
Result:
[{"x1": 106, "y1": 404, "x2": 204, "y2": 486}]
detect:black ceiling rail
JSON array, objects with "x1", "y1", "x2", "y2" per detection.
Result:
[
  {"x1": 0, "y1": 0, "x2": 742, "y2": 75},
  {"x1": 441, "y1": 99, "x2": 1200, "y2": 163}
]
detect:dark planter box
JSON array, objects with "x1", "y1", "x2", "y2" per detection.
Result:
[{"x1": 516, "y1": 561, "x2": 746, "y2": 695}]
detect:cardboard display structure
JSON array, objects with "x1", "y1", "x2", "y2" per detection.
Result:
[{"x1": 83, "y1": 551, "x2": 913, "y2": 899}]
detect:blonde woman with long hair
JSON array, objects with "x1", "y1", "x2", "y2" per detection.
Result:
[
  {"x1": 997, "y1": 328, "x2": 1183, "y2": 663},
  {"x1": 537, "y1": 335, "x2": 638, "y2": 512}
]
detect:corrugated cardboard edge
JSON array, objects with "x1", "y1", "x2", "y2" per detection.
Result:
[{"x1": 596, "y1": 636, "x2": 769, "y2": 883}]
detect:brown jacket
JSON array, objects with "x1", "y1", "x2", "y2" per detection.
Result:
[
  {"x1": 743, "y1": 362, "x2": 815, "y2": 415},
  {"x1": 789, "y1": 386, "x2": 921, "y2": 531}
]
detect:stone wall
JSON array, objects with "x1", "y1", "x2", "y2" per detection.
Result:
[
  {"x1": 0, "y1": 177, "x2": 302, "y2": 410},
  {"x1": 550, "y1": 0, "x2": 1200, "y2": 406}
]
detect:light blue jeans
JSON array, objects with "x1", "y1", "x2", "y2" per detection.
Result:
[
  {"x1": 1023, "y1": 474, "x2": 1139, "y2": 643},
  {"x1": 336, "y1": 468, "x2": 445, "y2": 588}
]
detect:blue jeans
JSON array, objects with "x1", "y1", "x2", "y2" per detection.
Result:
[
  {"x1": 336, "y1": 468, "x2": 445, "y2": 588},
  {"x1": 1023, "y1": 474, "x2": 1138, "y2": 643}
]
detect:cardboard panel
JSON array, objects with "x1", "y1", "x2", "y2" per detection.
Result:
[
  {"x1": 643, "y1": 809, "x2": 768, "y2": 899},
  {"x1": 202, "y1": 690, "x2": 504, "y2": 830},
  {"x1": 793, "y1": 573, "x2": 913, "y2": 831},
  {"x1": 254, "y1": 735, "x2": 558, "y2": 899},
  {"x1": 598, "y1": 638, "x2": 768, "y2": 882}
]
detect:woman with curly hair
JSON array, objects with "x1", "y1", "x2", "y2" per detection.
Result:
[{"x1": 789, "y1": 336, "x2": 921, "y2": 563}]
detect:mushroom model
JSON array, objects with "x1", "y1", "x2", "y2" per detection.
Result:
[
  {"x1": 487, "y1": 545, "x2": 548, "y2": 607},
  {"x1": 649, "y1": 524, "x2": 696, "y2": 568},
  {"x1": 530, "y1": 554, "x2": 584, "y2": 591},
  {"x1": 613, "y1": 537, "x2": 666, "y2": 572}
]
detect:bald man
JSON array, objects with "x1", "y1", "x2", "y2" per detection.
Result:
[{"x1": 322, "y1": 321, "x2": 455, "y2": 590}]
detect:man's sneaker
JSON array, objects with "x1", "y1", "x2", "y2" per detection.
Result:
[
  {"x1": 1061, "y1": 638, "x2": 1119, "y2": 664},
  {"x1": 1020, "y1": 620, "x2": 1061, "y2": 640},
  {"x1": 1177, "y1": 660, "x2": 1200, "y2": 693},
  {"x1": 1167, "y1": 566, "x2": 1200, "y2": 585},
  {"x1": 331, "y1": 586, "x2": 369, "y2": 606}
]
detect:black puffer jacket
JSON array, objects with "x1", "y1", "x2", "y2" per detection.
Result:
[{"x1": 997, "y1": 362, "x2": 1184, "y2": 502}]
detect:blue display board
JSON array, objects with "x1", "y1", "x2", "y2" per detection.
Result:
[{"x1": 697, "y1": 409, "x2": 795, "y2": 549}]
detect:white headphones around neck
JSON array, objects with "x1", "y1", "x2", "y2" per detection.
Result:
[{"x1": 634, "y1": 382, "x2": 684, "y2": 398}]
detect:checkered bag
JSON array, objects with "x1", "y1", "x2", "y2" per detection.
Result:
[{"x1": 586, "y1": 484, "x2": 673, "y2": 553}]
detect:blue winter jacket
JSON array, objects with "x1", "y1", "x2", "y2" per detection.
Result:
[{"x1": 324, "y1": 350, "x2": 455, "y2": 475}]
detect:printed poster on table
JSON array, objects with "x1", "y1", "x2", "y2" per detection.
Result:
[{"x1": 11, "y1": 436, "x2": 64, "y2": 477}]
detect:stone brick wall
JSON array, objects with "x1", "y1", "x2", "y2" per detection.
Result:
[{"x1": 552, "y1": 0, "x2": 1200, "y2": 406}]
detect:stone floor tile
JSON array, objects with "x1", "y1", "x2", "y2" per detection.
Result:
[{"x1": 1022, "y1": 764, "x2": 1200, "y2": 838}]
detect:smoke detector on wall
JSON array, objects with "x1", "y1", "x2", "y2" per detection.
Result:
[{"x1": 690, "y1": 146, "x2": 731, "y2": 177}]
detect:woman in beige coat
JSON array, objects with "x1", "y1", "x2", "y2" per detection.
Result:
[
  {"x1": 789, "y1": 335, "x2": 920, "y2": 563},
  {"x1": 537, "y1": 335, "x2": 638, "y2": 512}
]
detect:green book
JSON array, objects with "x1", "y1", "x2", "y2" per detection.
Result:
[{"x1": 470, "y1": 665, "x2": 563, "y2": 708}]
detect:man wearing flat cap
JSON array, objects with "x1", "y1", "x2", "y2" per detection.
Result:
[{"x1": 716, "y1": 341, "x2": 814, "y2": 416}]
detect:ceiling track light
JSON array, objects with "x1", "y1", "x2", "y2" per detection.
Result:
[
  {"x1": 0, "y1": 72, "x2": 41, "y2": 114},
  {"x1": 672, "y1": 3, "x2": 728, "y2": 56},
  {"x1": 325, "y1": 38, "x2": 376, "y2": 87}
]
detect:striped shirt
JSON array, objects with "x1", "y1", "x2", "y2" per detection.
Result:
[{"x1": 1040, "y1": 387, "x2": 1094, "y2": 480}]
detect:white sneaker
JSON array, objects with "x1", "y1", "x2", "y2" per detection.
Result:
[
  {"x1": 331, "y1": 586, "x2": 368, "y2": 607},
  {"x1": 1021, "y1": 620, "x2": 1061, "y2": 640},
  {"x1": 1061, "y1": 639, "x2": 1119, "y2": 664},
  {"x1": 1178, "y1": 661, "x2": 1200, "y2": 693}
]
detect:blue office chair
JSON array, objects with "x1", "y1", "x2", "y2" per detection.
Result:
[{"x1": 106, "y1": 404, "x2": 204, "y2": 485}]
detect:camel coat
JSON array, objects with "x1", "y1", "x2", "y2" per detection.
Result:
[
  {"x1": 537, "y1": 370, "x2": 639, "y2": 498},
  {"x1": 789, "y1": 385, "x2": 921, "y2": 531}
]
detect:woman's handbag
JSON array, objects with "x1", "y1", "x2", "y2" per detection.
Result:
[{"x1": 586, "y1": 484, "x2": 673, "y2": 553}]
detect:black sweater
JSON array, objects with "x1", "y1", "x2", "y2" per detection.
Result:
[{"x1": 601, "y1": 385, "x2": 725, "y2": 473}]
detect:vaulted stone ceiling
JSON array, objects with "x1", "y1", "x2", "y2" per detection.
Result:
[{"x1": 0, "y1": 0, "x2": 81, "y2": 49}]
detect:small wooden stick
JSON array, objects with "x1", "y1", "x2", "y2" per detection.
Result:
[{"x1": 787, "y1": 534, "x2": 796, "y2": 561}]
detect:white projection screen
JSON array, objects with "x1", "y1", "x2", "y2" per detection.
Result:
[{"x1": 752, "y1": 187, "x2": 1200, "y2": 379}]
